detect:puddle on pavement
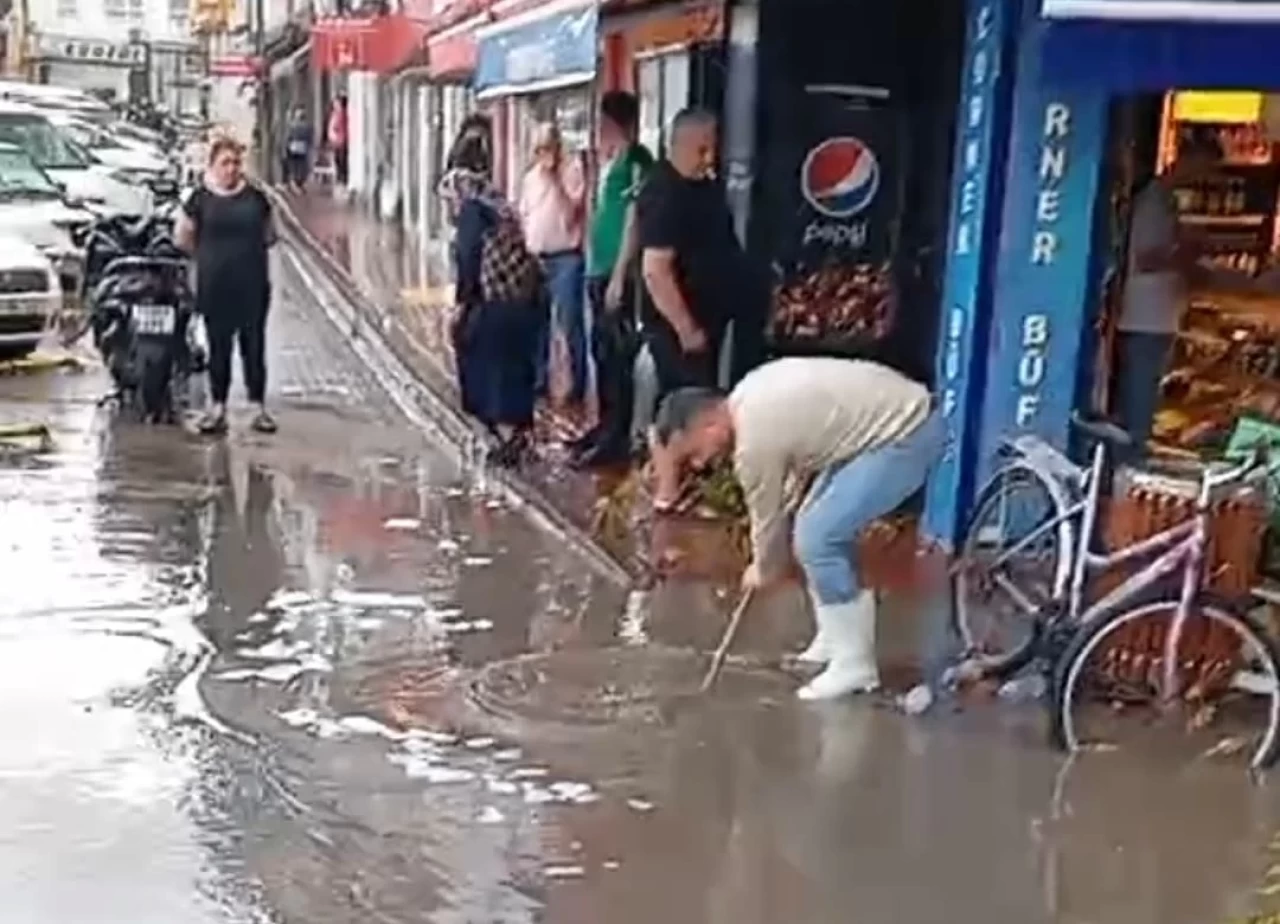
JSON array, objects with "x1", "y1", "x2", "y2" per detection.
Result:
[{"x1": 12, "y1": 355, "x2": 1280, "y2": 923}]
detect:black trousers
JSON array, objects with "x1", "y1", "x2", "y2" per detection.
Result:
[
  {"x1": 586, "y1": 275, "x2": 639, "y2": 453},
  {"x1": 332, "y1": 146, "x2": 349, "y2": 185},
  {"x1": 202, "y1": 284, "x2": 269, "y2": 405},
  {"x1": 646, "y1": 314, "x2": 726, "y2": 402}
]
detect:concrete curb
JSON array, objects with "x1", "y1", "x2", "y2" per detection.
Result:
[{"x1": 266, "y1": 186, "x2": 634, "y2": 590}]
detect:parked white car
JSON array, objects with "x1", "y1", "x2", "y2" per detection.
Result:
[
  {"x1": 0, "y1": 234, "x2": 61, "y2": 360},
  {"x1": 0, "y1": 101, "x2": 152, "y2": 216},
  {"x1": 46, "y1": 113, "x2": 174, "y2": 186},
  {"x1": 0, "y1": 142, "x2": 97, "y2": 304}
]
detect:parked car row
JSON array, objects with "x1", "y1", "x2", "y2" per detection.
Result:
[{"x1": 0, "y1": 80, "x2": 206, "y2": 359}]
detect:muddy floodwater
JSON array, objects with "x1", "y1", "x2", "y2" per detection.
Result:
[{"x1": 3, "y1": 260, "x2": 1280, "y2": 924}]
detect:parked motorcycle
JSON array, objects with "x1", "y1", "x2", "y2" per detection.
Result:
[{"x1": 83, "y1": 214, "x2": 206, "y2": 423}]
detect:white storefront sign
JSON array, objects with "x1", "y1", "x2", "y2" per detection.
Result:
[{"x1": 34, "y1": 36, "x2": 146, "y2": 66}]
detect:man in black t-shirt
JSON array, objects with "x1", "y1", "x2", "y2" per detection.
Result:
[{"x1": 637, "y1": 108, "x2": 747, "y2": 508}]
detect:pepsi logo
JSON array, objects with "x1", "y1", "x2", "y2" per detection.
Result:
[{"x1": 800, "y1": 137, "x2": 880, "y2": 219}]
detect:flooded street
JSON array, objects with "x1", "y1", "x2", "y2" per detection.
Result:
[{"x1": 2, "y1": 248, "x2": 1280, "y2": 923}]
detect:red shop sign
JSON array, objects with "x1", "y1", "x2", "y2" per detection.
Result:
[
  {"x1": 209, "y1": 54, "x2": 261, "y2": 77},
  {"x1": 312, "y1": 13, "x2": 425, "y2": 73}
]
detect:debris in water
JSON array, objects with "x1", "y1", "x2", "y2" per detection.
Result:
[
  {"x1": 493, "y1": 747, "x2": 522, "y2": 762},
  {"x1": 239, "y1": 638, "x2": 310, "y2": 661},
  {"x1": 463, "y1": 555, "x2": 493, "y2": 567},
  {"x1": 299, "y1": 653, "x2": 333, "y2": 673},
  {"x1": 486, "y1": 779, "x2": 519, "y2": 795},
  {"x1": 384, "y1": 517, "x2": 421, "y2": 531},
  {"x1": 331, "y1": 589, "x2": 426, "y2": 609},
  {"x1": 549, "y1": 781, "x2": 598, "y2": 804},
  {"x1": 626, "y1": 798, "x2": 656, "y2": 813},
  {"x1": 603, "y1": 860, "x2": 621, "y2": 871},
  {"x1": 508, "y1": 766, "x2": 549, "y2": 780},
  {"x1": 405, "y1": 728, "x2": 459, "y2": 746},
  {"x1": 279, "y1": 707, "x2": 320, "y2": 728},
  {"x1": 399, "y1": 760, "x2": 477, "y2": 784},
  {"x1": 899, "y1": 684, "x2": 934, "y2": 716},
  {"x1": 256, "y1": 663, "x2": 306, "y2": 684},
  {"x1": 338, "y1": 715, "x2": 405, "y2": 739},
  {"x1": 442, "y1": 619, "x2": 494, "y2": 634},
  {"x1": 248, "y1": 612, "x2": 271, "y2": 625},
  {"x1": 464, "y1": 736, "x2": 497, "y2": 749},
  {"x1": 213, "y1": 668, "x2": 260, "y2": 682},
  {"x1": 268, "y1": 590, "x2": 314, "y2": 609},
  {"x1": 543, "y1": 865, "x2": 586, "y2": 880},
  {"x1": 998, "y1": 674, "x2": 1048, "y2": 702},
  {"x1": 476, "y1": 806, "x2": 505, "y2": 824},
  {"x1": 437, "y1": 538, "x2": 461, "y2": 552},
  {"x1": 1203, "y1": 736, "x2": 1249, "y2": 759}
]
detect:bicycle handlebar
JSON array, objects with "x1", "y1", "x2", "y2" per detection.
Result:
[{"x1": 1201, "y1": 444, "x2": 1270, "y2": 496}]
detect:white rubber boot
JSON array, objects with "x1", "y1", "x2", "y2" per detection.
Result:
[
  {"x1": 797, "y1": 592, "x2": 881, "y2": 701},
  {"x1": 795, "y1": 591, "x2": 834, "y2": 664}
]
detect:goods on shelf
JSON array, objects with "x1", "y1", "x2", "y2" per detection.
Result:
[{"x1": 770, "y1": 260, "x2": 895, "y2": 343}]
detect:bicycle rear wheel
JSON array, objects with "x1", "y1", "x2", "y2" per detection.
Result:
[
  {"x1": 953, "y1": 466, "x2": 1072, "y2": 677},
  {"x1": 1051, "y1": 598, "x2": 1280, "y2": 770}
]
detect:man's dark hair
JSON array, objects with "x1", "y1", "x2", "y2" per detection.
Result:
[
  {"x1": 654, "y1": 387, "x2": 725, "y2": 447},
  {"x1": 600, "y1": 91, "x2": 639, "y2": 133}
]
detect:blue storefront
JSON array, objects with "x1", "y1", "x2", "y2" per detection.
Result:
[
  {"x1": 472, "y1": 1, "x2": 599, "y2": 194},
  {"x1": 924, "y1": 0, "x2": 1280, "y2": 547}
]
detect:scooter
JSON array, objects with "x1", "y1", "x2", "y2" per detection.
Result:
[{"x1": 83, "y1": 216, "x2": 206, "y2": 423}]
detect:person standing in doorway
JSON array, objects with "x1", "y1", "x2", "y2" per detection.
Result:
[
  {"x1": 281, "y1": 106, "x2": 312, "y2": 191},
  {"x1": 176, "y1": 136, "x2": 278, "y2": 436},
  {"x1": 1114, "y1": 129, "x2": 1220, "y2": 461},
  {"x1": 571, "y1": 91, "x2": 654, "y2": 469},
  {"x1": 327, "y1": 94, "x2": 350, "y2": 187},
  {"x1": 518, "y1": 121, "x2": 587, "y2": 408},
  {"x1": 637, "y1": 108, "x2": 748, "y2": 509}
]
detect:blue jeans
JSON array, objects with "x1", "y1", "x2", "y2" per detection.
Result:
[
  {"x1": 535, "y1": 251, "x2": 587, "y2": 402},
  {"x1": 794, "y1": 410, "x2": 945, "y2": 606}
]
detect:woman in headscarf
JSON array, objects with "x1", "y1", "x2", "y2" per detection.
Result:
[{"x1": 438, "y1": 127, "x2": 543, "y2": 465}]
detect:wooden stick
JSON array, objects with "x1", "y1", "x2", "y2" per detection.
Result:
[{"x1": 698, "y1": 587, "x2": 755, "y2": 694}]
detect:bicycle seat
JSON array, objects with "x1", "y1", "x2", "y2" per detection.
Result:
[{"x1": 1070, "y1": 412, "x2": 1133, "y2": 447}]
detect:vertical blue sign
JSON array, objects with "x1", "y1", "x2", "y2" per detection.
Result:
[
  {"x1": 976, "y1": 10, "x2": 1110, "y2": 479},
  {"x1": 922, "y1": 0, "x2": 1017, "y2": 548}
]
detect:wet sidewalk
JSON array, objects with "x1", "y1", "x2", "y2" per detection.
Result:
[{"x1": 271, "y1": 189, "x2": 944, "y2": 596}]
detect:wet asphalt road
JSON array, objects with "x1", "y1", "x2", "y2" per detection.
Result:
[{"x1": 3, "y1": 247, "x2": 1280, "y2": 923}]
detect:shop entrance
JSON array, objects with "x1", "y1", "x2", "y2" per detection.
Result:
[
  {"x1": 744, "y1": 0, "x2": 968, "y2": 384},
  {"x1": 1096, "y1": 91, "x2": 1280, "y2": 459}
]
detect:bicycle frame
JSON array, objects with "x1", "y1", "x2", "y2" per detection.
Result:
[
  {"x1": 984, "y1": 435, "x2": 1259, "y2": 695},
  {"x1": 987, "y1": 440, "x2": 1225, "y2": 628}
]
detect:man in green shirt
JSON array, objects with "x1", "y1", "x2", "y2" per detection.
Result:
[{"x1": 571, "y1": 91, "x2": 654, "y2": 468}]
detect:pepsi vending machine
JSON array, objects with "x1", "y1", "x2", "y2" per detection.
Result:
[{"x1": 767, "y1": 88, "x2": 903, "y2": 358}]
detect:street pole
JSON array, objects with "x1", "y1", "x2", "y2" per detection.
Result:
[{"x1": 253, "y1": 0, "x2": 272, "y2": 178}]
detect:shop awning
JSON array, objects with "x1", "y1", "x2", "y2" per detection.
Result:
[
  {"x1": 1043, "y1": 0, "x2": 1280, "y2": 20},
  {"x1": 1039, "y1": 17, "x2": 1280, "y2": 90},
  {"x1": 311, "y1": 13, "x2": 425, "y2": 74},
  {"x1": 473, "y1": 0, "x2": 598, "y2": 98}
]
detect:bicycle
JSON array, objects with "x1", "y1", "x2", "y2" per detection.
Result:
[{"x1": 952, "y1": 412, "x2": 1280, "y2": 769}]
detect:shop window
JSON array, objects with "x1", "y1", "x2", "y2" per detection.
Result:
[{"x1": 636, "y1": 49, "x2": 691, "y2": 158}]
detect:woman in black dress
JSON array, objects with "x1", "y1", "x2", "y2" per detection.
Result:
[{"x1": 176, "y1": 136, "x2": 278, "y2": 435}]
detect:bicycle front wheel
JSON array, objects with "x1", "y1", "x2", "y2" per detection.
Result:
[
  {"x1": 1051, "y1": 598, "x2": 1280, "y2": 770},
  {"x1": 953, "y1": 465, "x2": 1072, "y2": 677}
]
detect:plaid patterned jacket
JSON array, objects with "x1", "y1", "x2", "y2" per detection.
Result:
[{"x1": 480, "y1": 210, "x2": 541, "y2": 304}]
